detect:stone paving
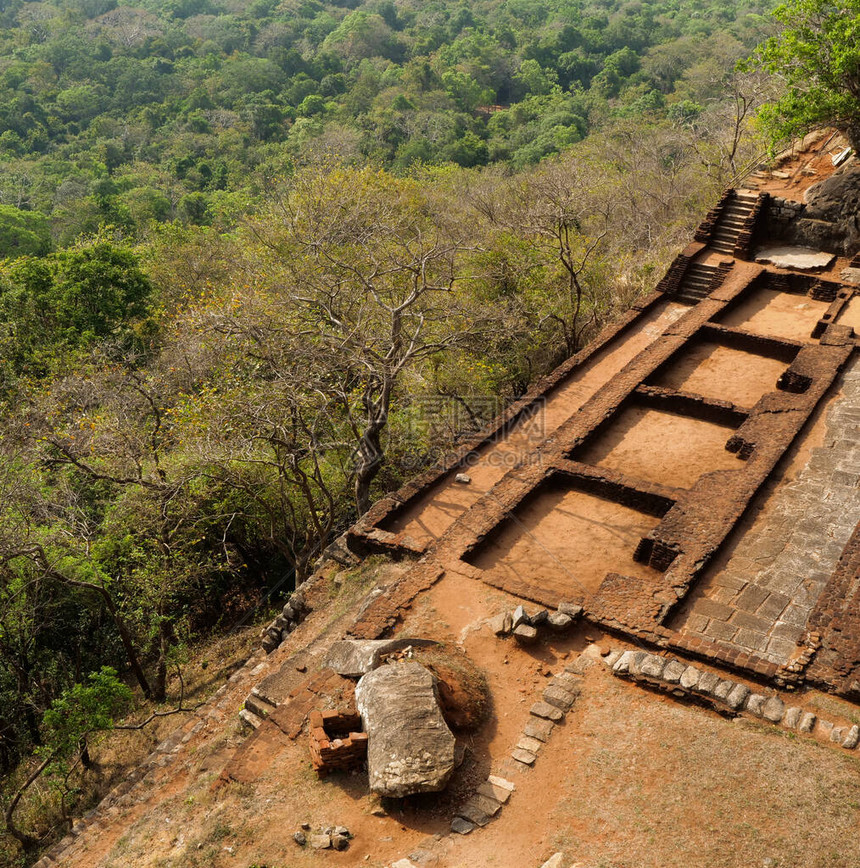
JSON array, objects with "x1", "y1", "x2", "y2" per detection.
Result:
[{"x1": 674, "y1": 355, "x2": 860, "y2": 664}]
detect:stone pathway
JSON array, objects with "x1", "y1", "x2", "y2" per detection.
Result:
[{"x1": 675, "y1": 355, "x2": 860, "y2": 664}]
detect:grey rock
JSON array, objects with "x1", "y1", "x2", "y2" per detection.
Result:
[
  {"x1": 333, "y1": 826, "x2": 350, "y2": 838},
  {"x1": 557, "y1": 601, "x2": 583, "y2": 618},
  {"x1": 517, "y1": 734, "x2": 544, "y2": 754},
  {"x1": 696, "y1": 671, "x2": 721, "y2": 696},
  {"x1": 355, "y1": 662, "x2": 456, "y2": 798},
  {"x1": 612, "y1": 650, "x2": 636, "y2": 674},
  {"x1": 457, "y1": 802, "x2": 491, "y2": 826},
  {"x1": 512, "y1": 606, "x2": 528, "y2": 629},
  {"x1": 565, "y1": 654, "x2": 594, "y2": 675},
  {"x1": 547, "y1": 612, "x2": 574, "y2": 632},
  {"x1": 830, "y1": 727, "x2": 845, "y2": 743},
  {"x1": 281, "y1": 605, "x2": 296, "y2": 622},
  {"x1": 725, "y1": 683, "x2": 751, "y2": 710},
  {"x1": 513, "y1": 624, "x2": 538, "y2": 644},
  {"x1": 640, "y1": 655, "x2": 667, "y2": 679},
  {"x1": 661, "y1": 659, "x2": 686, "y2": 685},
  {"x1": 511, "y1": 748, "x2": 537, "y2": 766},
  {"x1": 680, "y1": 666, "x2": 701, "y2": 690},
  {"x1": 325, "y1": 638, "x2": 438, "y2": 677},
  {"x1": 294, "y1": 831, "x2": 306, "y2": 846},
  {"x1": 604, "y1": 650, "x2": 624, "y2": 669},
  {"x1": 450, "y1": 817, "x2": 475, "y2": 835},
  {"x1": 288, "y1": 591, "x2": 307, "y2": 613},
  {"x1": 745, "y1": 693, "x2": 766, "y2": 717},
  {"x1": 468, "y1": 793, "x2": 502, "y2": 817},
  {"x1": 842, "y1": 725, "x2": 859, "y2": 749},
  {"x1": 550, "y1": 671, "x2": 582, "y2": 695},
  {"x1": 800, "y1": 163, "x2": 860, "y2": 254},
  {"x1": 543, "y1": 685, "x2": 576, "y2": 712},
  {"x1": 762, "y1": 696, "x2": 786, "y2": 723},
  {"x1": 331, "y1": 834, "x2": 350, "y2": 851},
  {"x1": 488, "y1": 774, "x2": 515, "y2": 793},
  {"x1": 524, "y1": 716, "x2": 555, "y2": 742},
  {"x1": 530, "y1": 701, "x2": 563, "y2": 721},
  {"x1": 489, "y1": 611, "x2": 512, "y2": 636},
  {"x1": 783, "y1": 707, "x2": 802, "y2": 729},
  {"x1": 309, "y1": 834, "x2": 331, "y2": 850},
  {"x1": 713, "y1": 680, "x2": 734, "y2": 702},
  {"x1": 477, "y1": 781, "x2": 511, "y2": 804},
  {"x1": 628, "y1": 651, "x2": 650, "y2": 677},
  {"x1": 798, "y1": 712, "x2": 817, "y2": 733},
  {"x1": 530, "y1": 609, "x2": 549, "y2": 626},
  {"x1": 540, "y1": 855, "x2": 565, "y2": 868}
]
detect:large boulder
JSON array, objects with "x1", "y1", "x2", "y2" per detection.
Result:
[
  {"x1": 787, "y1": 161, "x2": 860, "y2": 255},
  {"x1": 325, "y1": 638, "x2": 438, "y2": 678},
  {"x1": 355, "y1": 662, "x2": 456, "y2": 798}
]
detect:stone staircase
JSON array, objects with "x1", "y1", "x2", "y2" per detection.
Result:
[
  {"x1": 709, "y1": 191, "x2": 758, "y2": 255},
  {"x1": 674, "y1": 262, "x2": 720, "y2": 304}
]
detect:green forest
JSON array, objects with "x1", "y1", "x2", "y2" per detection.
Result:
[
  {"x1": 1, "y1": 0, "x2": 858, "y2": 860},
  {"x1": 0, "y1": 0, "x2": 780, "y2": 243}
]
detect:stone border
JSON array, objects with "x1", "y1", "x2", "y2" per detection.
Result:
[{"x1": 606, "y1": 648, "x2": 860, "y2": 750}]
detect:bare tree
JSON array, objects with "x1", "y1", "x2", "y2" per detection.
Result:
[{"x1": 249, "y1": 165, "x2": 482, "y2": 514}]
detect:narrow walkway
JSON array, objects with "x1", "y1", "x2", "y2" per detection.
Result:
[{"x1": 674, "y1": 356, "x2": 860, "y2": 664}]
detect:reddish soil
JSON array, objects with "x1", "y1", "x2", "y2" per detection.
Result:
[
  {"x1": 717, "y1": 287, "x2": 831, "y2": 343},
  {"x1": 749, "y1": 130, "x2": 846, "y2": 200},
  {"x1": 651, "y1": 340, "x2": 789, "y2": 408},
  {"x1": 836, "y1": 295, "x2": 860, "y2": 331},
  {"x1": 466, "y1": 484, "x2": 662, "y2": 598},
  {"x1": 573, "y1": 405, "x2": 742, "y2": 489},
  {"x1": 384, "y1": 301, "x2": 686, "y2": 547}
]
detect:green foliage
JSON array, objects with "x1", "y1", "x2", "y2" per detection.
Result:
[
  {"x1": 0, "y1": 236, "x2": 153, "y2": 379},
  {"x1": 0, "y1": 0, "x2": 774, "y2": 239},
  {"x1": 0, "y1": 206, "x2": 51, "y2": 259},
  {"x1": 749, "y1": 0, "x2": 860, "y2": 149},
  {"x1": 40, "y1": 668, "x2": 132, "y2": 765}
]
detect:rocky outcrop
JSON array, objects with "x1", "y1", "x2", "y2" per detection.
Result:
[
  {"x1": 355, "y1": 662, "x2": 456, "y2": 798},
  {"x1": 781, "y1": 161, "x2": 860, "y2": 255}
]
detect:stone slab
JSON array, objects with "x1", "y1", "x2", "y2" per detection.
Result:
[
  {"x1": 755, "y1": 245, "x2": 835, "y2": 270},
  {"x1": 530, "y1": 701, "x2": 563, "y2": 721}
]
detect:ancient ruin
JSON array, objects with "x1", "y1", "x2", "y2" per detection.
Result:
[
  {"x1": 34, "y1": 132, "x2": 860, "y2": 868},
  {"x1": 347, "y1": 132, "x2": 860, "y2": 699}
]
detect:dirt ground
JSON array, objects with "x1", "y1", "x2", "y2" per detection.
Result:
[
  {"x1": 37, "y1": 133, "x2": 860, "y2": 868},
  {"x1": 573, "y1": 404, "x2": 742, "y2": 488},
  {"x1": 52, "y1": 567, "x2": 860, "y2": 868},
  {"x1": 717, "y1": 288, "x2": 831, "y2": 343},
  {"x1": 651, "y1": 341, "x2": 789, "y2": 409},
  {"x1": 466, "y1": 484, "x2": 662, "y2": 597}
]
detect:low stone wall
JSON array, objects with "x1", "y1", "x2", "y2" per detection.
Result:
[
  {"x1": 607, "y1": 648, "x2": 860, "y2": 749},
  {"x1": 694, "y1": 188, "x2": 733, "y2": 244}
]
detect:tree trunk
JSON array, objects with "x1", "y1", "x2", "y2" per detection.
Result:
[{"x1": 354, "y1": 424, "x2": 384, "y2": 516}]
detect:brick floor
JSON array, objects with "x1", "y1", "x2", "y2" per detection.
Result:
[{"x1": 675, "y1": 355, "x2": 860, "y2": 664}]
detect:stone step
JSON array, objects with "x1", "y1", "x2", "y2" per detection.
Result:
[{"x1": 243, "y1": 689, "x2": 277, "y2": 720}]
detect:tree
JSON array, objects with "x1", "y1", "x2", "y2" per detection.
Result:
[
  {"x1": 471, "y1": 158, "x2": 614, "y2": 357},
  {"x1": 0, "y1": 205, "x2": 50, "y2": 258},
  {"x1": 4, "y1": 668, "x2": 131, "y2": 852},
  {"x1": 750, "y1": 0, "x2": 860, "y2": 149},
  {"x1": 250, "y1": 165, "x2": 480, "y2": 514}
]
